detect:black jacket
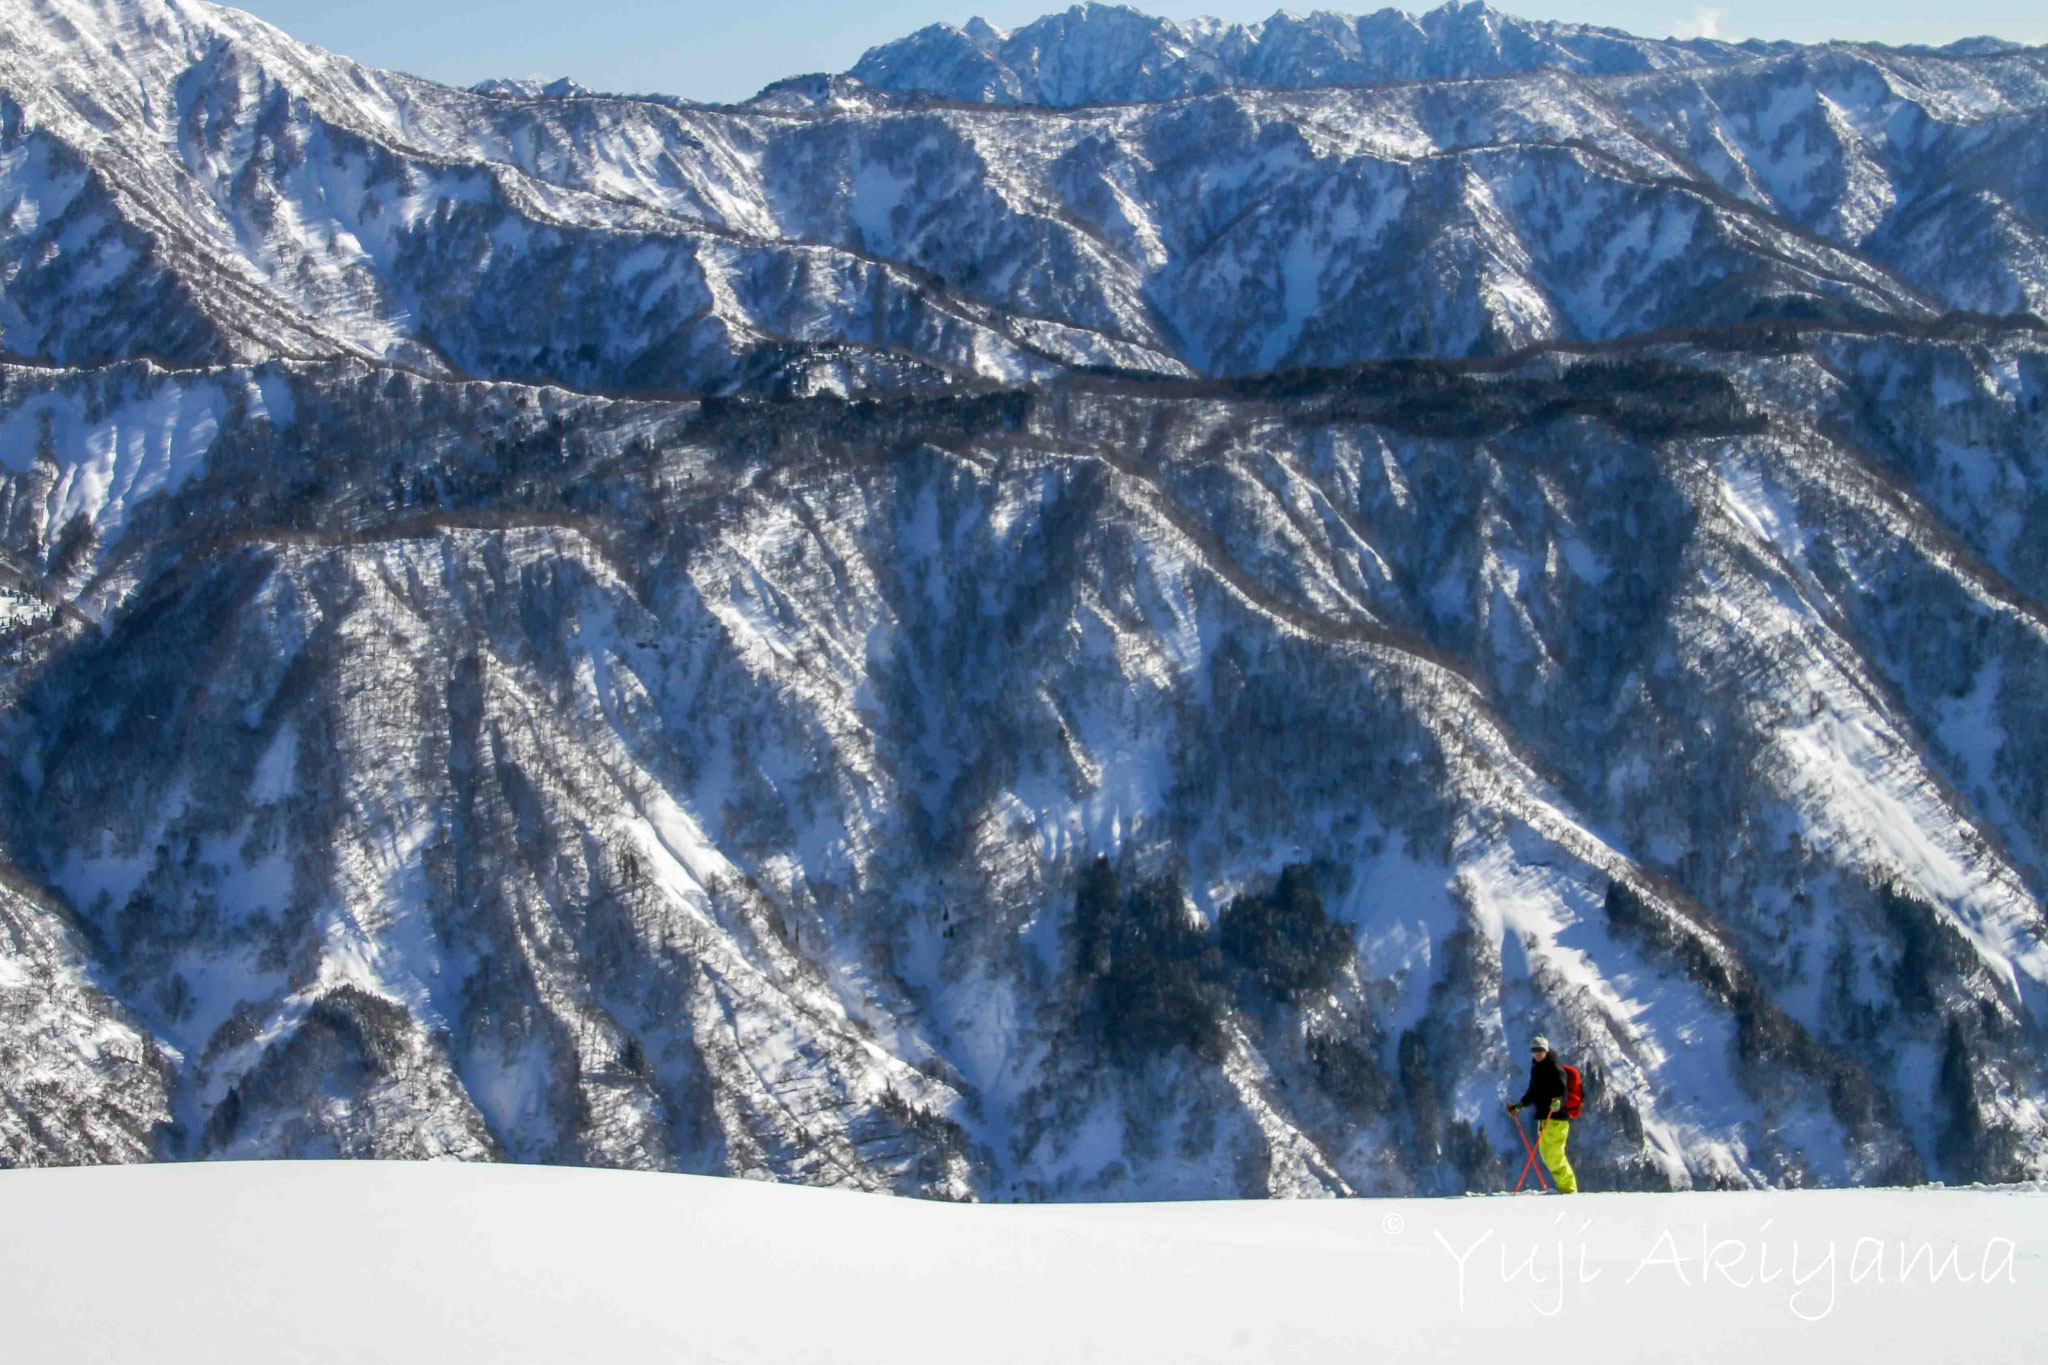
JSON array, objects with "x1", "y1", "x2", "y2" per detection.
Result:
[{"x1": 1516, "y1": 1054, "x2": 1567, "y2": 1121}]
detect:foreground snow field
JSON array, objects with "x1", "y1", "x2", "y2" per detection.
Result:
[{"x1": 0, "y1": 1163, "x2": 2040, "y2": 1363}]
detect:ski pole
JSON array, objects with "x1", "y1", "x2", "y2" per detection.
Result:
[
  {"x1": 1515, "y1": 1115, "x2": 1548, "y2": 1192},
  {"x1": 1512, "y1": 1111, "x2": 1550, "y2": 1192}
]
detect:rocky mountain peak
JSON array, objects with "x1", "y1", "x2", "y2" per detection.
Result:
[{"x1": 846, "y1": 0, "x2": 1799, "y2": 105}]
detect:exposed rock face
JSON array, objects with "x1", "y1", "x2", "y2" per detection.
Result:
[{"x1": 0, "y1": 0, "x2": 2045, "y2": 1196}]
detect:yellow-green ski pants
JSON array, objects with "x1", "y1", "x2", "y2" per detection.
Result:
[{"x1": 1538, "y1": 1118, "x2": 1577, "y2": 1193}]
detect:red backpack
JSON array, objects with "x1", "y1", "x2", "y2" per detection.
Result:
[{"x1": 1559, "y1": 1063, "x2": 1584, "y2": 1120}]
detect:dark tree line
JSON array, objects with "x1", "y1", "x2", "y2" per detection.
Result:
[{"x1": 1068, "y1": 856, "x2": 1354, "y2": 1067}]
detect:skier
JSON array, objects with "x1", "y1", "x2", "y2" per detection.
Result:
[{"x1": 1506, "y1": 1035, "x2": 1579, "y2": 1193}]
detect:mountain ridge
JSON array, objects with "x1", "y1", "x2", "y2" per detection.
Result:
[
  {"x1": 10, "y1": 0, "x2": 2048, "y2": 389},
  {"x1": 848, "y1": 1, "x2": 1800, "y2": 109}
]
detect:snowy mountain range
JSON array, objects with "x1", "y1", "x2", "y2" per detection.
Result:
[
  {"x1": 849, "y1": 1, "x2": 1805, "y2": 106},
  {"x1": 1, "y1": 0, "x2": 2047, "y2": 1198}
]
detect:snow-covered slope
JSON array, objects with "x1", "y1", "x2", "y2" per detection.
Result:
[
  {"x1": 0, "y1": 1161, "x2": 2042, "y2": 1362},
  {"x1": 0, "y1": 0, "x2": 2046, "y2": 1200},
  {"x1": 0, "y1": 870, "x2": 171, "y2": 1163},
  {"x1": 4, "y1": 322, "x2": 2048, "y2": 1197}
]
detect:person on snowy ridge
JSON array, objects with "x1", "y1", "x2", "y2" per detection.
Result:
[{"x1": 1506, "y1": 1035, "x2": 1579, "y2": 1193}]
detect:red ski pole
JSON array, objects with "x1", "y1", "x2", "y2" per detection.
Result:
[{"x1": 1512, "y1": 1110, "x2": 1551, "y2": 1192}]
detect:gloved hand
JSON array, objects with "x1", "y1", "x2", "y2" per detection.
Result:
[
  {"x1": 1505, "y1": 1102, "x2": 1521, "y2": 1115},
  {"x1": 1548, "y1": 1098, "x2": 1562, "y2": 1114}
]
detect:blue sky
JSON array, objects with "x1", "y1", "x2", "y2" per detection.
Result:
[{"x1": 225, "y1": 1, "x2": 2048, "y2": 104}]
